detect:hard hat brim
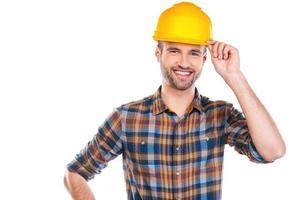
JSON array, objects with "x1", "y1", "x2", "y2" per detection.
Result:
[{"x1": 153, "y1": 35, "x2": 211, "y2": 46}]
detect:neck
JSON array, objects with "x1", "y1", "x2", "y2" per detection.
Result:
[{"x1": 161, "y1": 82, "x2": 195, "y2": 117}]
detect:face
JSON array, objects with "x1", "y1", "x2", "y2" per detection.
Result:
[{"x1": 155, "y1": 41, "x2": 207, "y2": 91}]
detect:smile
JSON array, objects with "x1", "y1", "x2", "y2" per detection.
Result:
[{"x1": 173, "y1": 70, "x2": 193, "y2": 79}]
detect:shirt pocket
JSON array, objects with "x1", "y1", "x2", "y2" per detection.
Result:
[
  {"x1": 126, "y1": 135, "x2": 157, "y2": 167},
  {"x1": 196, "y1": 131, "x2": 219, "y2": 166}
]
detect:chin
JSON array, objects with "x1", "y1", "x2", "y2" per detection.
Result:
[{"x1": 172, "y1": 83, "x2": 193, "y2": 91}]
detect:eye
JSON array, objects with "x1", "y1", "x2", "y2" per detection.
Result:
[
  {"x1": 169, "y1": 50, "x2": 178, "y2": 54},
  {"x1": 191, "y1": 52, "x2": 200, "y2": 56}
]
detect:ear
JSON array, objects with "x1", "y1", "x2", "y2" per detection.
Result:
[
  {"x1": 203, "y1": 54, "x2": 207, "y2": 63},
  {"x1": 155, "y1": 46, "x2": 161, "y2": 62},
  {"x1": 204, "y1": 55, "x2": 207, "y2": 62}
]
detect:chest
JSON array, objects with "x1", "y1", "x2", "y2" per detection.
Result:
[{"x1": 123, "y1": 113, "x2": 226, "y2": 167}]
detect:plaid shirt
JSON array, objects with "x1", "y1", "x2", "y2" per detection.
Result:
[{"x1": 67, "y1": 85, "x2": 270, "y2": 200}]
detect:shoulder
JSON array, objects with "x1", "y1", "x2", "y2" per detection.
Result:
[
  {"x1": 115, "y1": 93, "x2": 154, "y2": 114},
  {"x1": 201, "y1": 95, "x2": 232, "y2": 112}
]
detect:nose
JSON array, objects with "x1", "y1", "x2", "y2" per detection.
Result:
[{"x1": 177, "y1": 54, "x2": 190, "y2": 68}]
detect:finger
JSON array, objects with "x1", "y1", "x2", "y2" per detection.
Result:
[
  {"x1": 207, "y1": 40, "x2": 217, "y2": 56},
  {"x1": 217, "y1": 42, "x2": 225, "y2": 59},
  {"x1": 207, "y1": 44, "x2": 213, "y2": 57},
  {"x1": 223, "y1": 45, "x2": 231, "y2": 59},
  {"x1": 228, "y1": 46, "x2": 239, "y2": 57},
  {"x1": 207, "y1": 40, "x2": 217, "y2": 45},
  {"x1": 212, "y1": 41, "x2": 219, "y2": 58}
]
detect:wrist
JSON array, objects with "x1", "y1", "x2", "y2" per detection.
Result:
[
  {"x1": 223, "y1": 70, "x2": 243, "y2": 82},
  {"x1": 223, "y1": 71, "x2": 248, "y2": 91}
]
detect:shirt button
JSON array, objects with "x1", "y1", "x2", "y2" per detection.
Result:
[
  {"x1": 175, "y1": 146, "x2": 180, "y2": 151},
  {"x1": 141, "y1": 140, "x2": 145, "y2": 145},
  {"x1": 176, "y1": 171, "x2": 180, "y2": 176},
  {"x1": 177, "y1": 197, "x2": 182, "y2": 200},
  {"x1": 204, "y1": 136, "x2": 209, "y2": 141}
]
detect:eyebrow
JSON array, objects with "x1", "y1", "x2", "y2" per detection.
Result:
[
  {"x1": 166, "y1": 47, "x2": 203, "y2": 54},
  {"x1": 166, "y1": 47, "x2": 180, "y2": 51}
]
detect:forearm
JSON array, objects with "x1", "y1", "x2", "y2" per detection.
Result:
[
  {"x1": 64, "y1": 171, "x2": 96, "y2": 200},
  {"x1": 224, "y1": 71, "x2": 286, "y2": 161}
]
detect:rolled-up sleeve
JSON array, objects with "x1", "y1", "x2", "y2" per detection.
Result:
[
  {"x1": 67, "y1": 108, "x2": 124, "y2": 181},
  {"x1": 224, "y1": 103, "x2": 272, "y2": 163}
]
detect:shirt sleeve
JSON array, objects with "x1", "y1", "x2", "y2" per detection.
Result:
[
  {"x1": 66, "y1": 108, "x2": 124, "y2": 181},
  {"x1": 224, "y1": 103, "x2": 273, "y2": 164}
]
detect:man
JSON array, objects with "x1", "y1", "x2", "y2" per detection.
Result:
[{"x1": 64, "y1": 2, "x2": 286, "y2": 200}]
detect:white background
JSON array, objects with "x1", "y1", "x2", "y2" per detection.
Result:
[{"x1": 0, "y1": 0, "x2": 299, "y2": 199}]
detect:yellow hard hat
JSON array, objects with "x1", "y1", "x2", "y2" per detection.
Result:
[{"x1": 153, "y1": 2, "x2": 213, "y2": 46}]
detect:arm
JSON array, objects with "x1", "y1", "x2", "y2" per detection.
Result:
[
  {"x1": 64, "y1": 171, "x2": 95, "y2": 200},
  {"x1": 64, "y1": 108, "x2": 124, "y2": 198},
  {"x1": 208, "y1": 40, "x2": 286, "y2": 162},
  {"x1": 224, "y1": 71, "x2": 285, "y2": 161}
]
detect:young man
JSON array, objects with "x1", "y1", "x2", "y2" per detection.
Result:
[{"x1": 64, "y1": 2, "x2": 285, "y2": 200}]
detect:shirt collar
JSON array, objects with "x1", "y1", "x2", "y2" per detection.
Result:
[{"x1": 152, "y1": 85, "x2": 204, "y2": 115}]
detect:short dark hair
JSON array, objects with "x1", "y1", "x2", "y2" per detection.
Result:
[{"x1": 157, "y1": 41, "x2": 164, "y2": 53}]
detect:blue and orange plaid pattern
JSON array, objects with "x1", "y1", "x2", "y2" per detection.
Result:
[{"x1": 67, "y1": 85, "x2": 270, "y2": 200}]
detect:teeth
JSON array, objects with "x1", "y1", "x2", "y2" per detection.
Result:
[{"x1": 174, "y1": 71, "x2": 191, "y2": 76}]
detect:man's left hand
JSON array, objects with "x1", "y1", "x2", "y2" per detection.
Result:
[{"x1": 207, "y1": 40, "x2": 241, "y2": 80}]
